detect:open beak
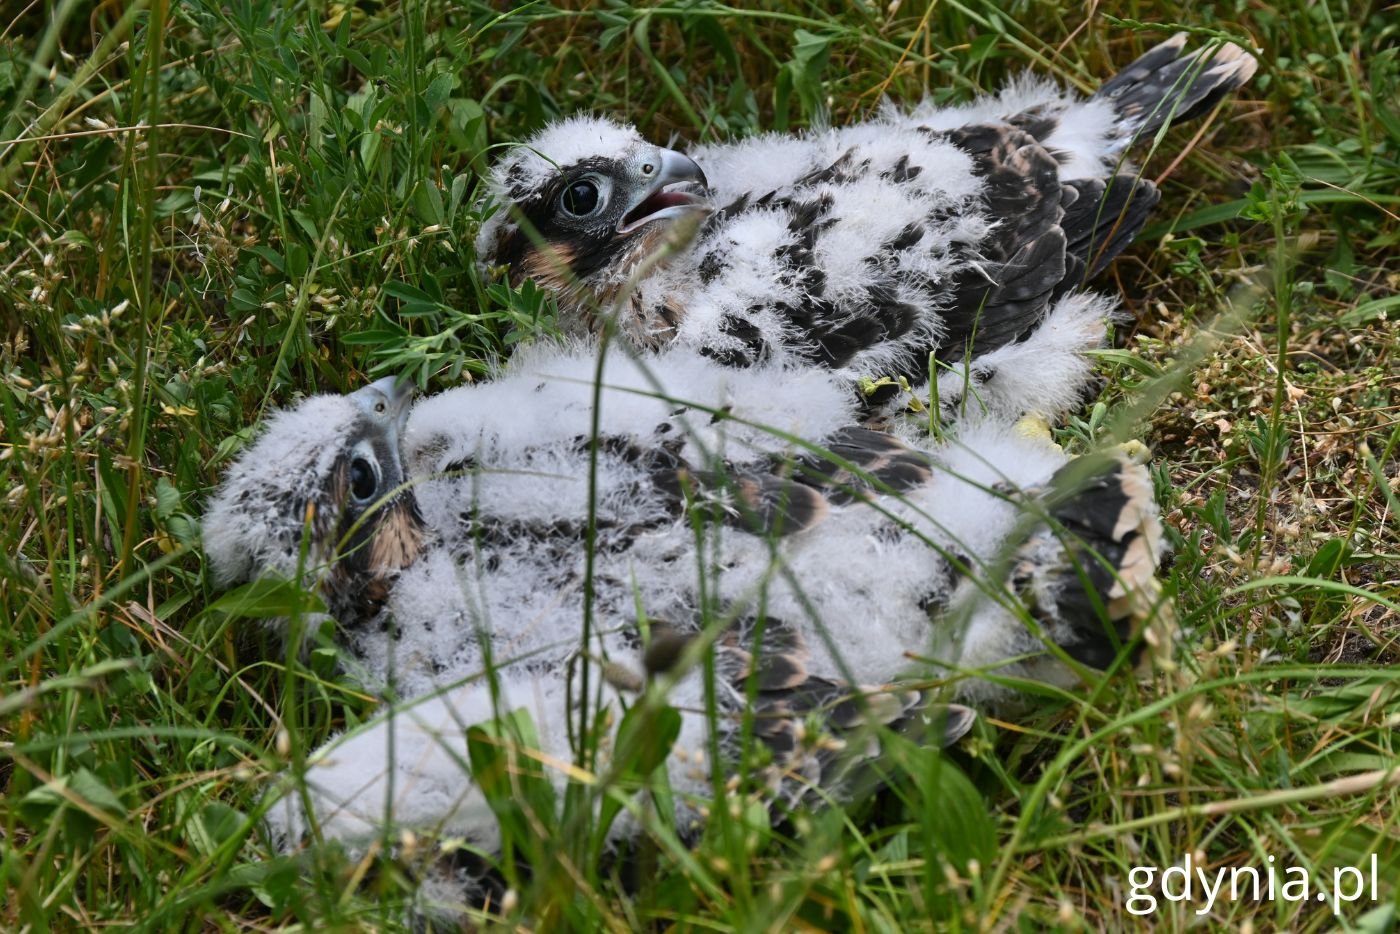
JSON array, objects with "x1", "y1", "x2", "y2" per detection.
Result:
[{"x1": 617, "y1": 148, "x2": 710, "y2": 235}]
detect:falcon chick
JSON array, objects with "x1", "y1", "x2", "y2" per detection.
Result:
[
  {"x1": 478, "y1": 34, "x2": 1257, "y2": 421},
  {"x1": 204, "y1": 343, "x2": 1169, "y2": 874},
  {"x1": 203, "y1": 375, "x2": 424, "y2": 640}
]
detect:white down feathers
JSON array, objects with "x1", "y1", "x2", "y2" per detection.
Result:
[
  {"x1": 323, "y1": 342, "x2": 1083, "y2": 706},
  {"x1": 254, "y1": 341, "x2": 1101, "y2": 859}
]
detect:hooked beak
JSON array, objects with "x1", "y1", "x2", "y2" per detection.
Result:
[
  {"x1": 354, "y1": 375, "x2": 415, "y2": 432},
  {"x1": 617, "y1": 148, "x2": 710, "y2": 235}
]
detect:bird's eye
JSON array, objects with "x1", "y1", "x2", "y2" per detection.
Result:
[
  {"x1": 349, "y1": 456, "x2": 378, "y2": 504},
  {"x1": 560, "y1": 179, "x2": 601, "y2": 216}
]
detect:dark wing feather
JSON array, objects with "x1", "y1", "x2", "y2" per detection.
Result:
[
  {"x1": 941, "y1": 124, "x2": 1068, "y2": 357},
  {"x1": 782, "y1": 426, "x2": 934, "y2": 505},
  {"x1": 710, "y1": 621, "x2": 976, "y2": 807},
  {"x1": 641, "y1": 621, "x2": 974, "y2": 795},
  {"x1": 796, "y1": 287, "x2": 920, "y2": 369},
  {"x1": 653, "y1": 462, "x2": 830, "y2": 537},
  {"x1": 1095, "y1": 33, "x2": 1258, "y2": 142},
  {"x1": 1012, "y1": 454, "x2": 1165, "y2": 669},
  {"x1": 1056, "y1": 175, "x2": 1162, "y2": 293},
  {"x1": 651, "y1": 426, "x2": 935, "y2": 536}
]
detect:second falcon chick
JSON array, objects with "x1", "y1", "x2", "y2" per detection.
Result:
[{"x1": 202, "y1": 343, "x2": 1170, "y2": 899}]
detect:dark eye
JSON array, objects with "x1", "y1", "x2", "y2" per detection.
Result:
[
  {"x1": 561, "y1": 179, "x2": 600, "y2": 216},
  {"x1": 349, "y1": 457, "x2": 378, "y2": 503}
]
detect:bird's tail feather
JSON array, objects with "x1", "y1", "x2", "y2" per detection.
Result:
[{"x1": 1095, "y1": 32, "x2": 1258, "y2": 148}]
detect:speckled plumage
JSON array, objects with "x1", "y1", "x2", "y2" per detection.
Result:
[
  {"x1": 478, "y1": 34, "x2": 1256, "y2": 422},
  {"x1": 204, "y1": 342, "x2": 1169, "y2": 880}
]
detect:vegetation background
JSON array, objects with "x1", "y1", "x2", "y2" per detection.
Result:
[{"x1": 1, "y1": 0, "x2": 1397, "y2": 929}]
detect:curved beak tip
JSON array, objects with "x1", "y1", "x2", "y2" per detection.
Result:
[
  {"x1": 357, "y1": 374, "x2": 415, "y2": 423},
  {"x1": 661, "y1": 149, "x2": 707, "y2": 188}
]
